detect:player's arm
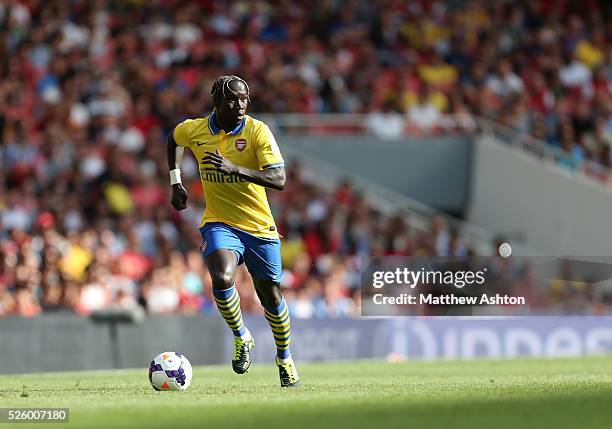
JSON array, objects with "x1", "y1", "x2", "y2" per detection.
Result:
[
  {"x1": 167, "y1": 129, "x2": 189, "y2": 211},
  {"x1": 236, "y1": 164, "x2": 286, "y2": 191},
  {"x1": 202, "y1": 123, "x2": 286, "y2": 190},
  {"x1": 202, "y1": 149, "x2": 286, "y2": 191}
]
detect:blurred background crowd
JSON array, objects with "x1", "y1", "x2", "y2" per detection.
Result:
[
  {"x1": 1, "y1": 0, "x2": 611, "y2": 317},
  {"x1": 0, "y1": 147, "x2": 479, "y2": 317}
]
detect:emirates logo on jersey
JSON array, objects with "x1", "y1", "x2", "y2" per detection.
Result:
[{"x1": 235, "y1": 139, "x2": 247, "y2": 151}]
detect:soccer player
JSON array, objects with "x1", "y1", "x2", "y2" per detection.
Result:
[{"x1": 166, "y1": 75, "x2": 300, "y2": 387}]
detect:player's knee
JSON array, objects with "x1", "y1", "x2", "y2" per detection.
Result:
[
  {"x1": 258, "y1": 285, "x2": 282, "y2": 308},
  {"x1": 268, "y1": 292, "x2": 283, "y2": 308},
  {"x1": 211, "y1": 269, "x2": 235, "y2": 289}
]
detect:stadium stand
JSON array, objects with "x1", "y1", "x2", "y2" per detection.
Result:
[{"x1": 1, "y1": 0, "x2": 611, "y2": 316}]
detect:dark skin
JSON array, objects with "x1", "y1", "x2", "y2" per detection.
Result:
[{"x1": 167, "y1": 79, "x2": 285, "y2": 308}]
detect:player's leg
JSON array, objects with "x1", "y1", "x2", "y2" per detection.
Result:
[
  {"x1": 253, "y1": 278, "x2": 300, "y2": 387},
  {"x1": 252, "y1": 280, "x2": 291, "y2": 360},
  {"x1": 200, "y1": 223, "x2": 254, "y2": 374},
  {"x1": 241, "y1": 231, "x2": 300, "y2": 387}
]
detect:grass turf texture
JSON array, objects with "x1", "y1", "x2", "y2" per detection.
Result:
[{"x1": 1, "y1": 356, "x2": 611, "y2": 429}]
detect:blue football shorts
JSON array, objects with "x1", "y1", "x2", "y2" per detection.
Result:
[{"x1": 199, "y1": 222, "x2": 283, "y2": 282}]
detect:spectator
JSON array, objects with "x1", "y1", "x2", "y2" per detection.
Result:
[
  {"x1": 408, "y1": 86, "x2": 442, "y2": 129},
  {"x1": 486, "y1": 59, "x2": 524, "y2": 98},
  {"x1": 365, "y1": 101, "x2": 405, "y2": 140}
]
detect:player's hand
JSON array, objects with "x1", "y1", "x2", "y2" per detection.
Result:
[
  {"x1": 202, "y1": 149, "x2": 238, "y2": 175},
  {"x1": 171, "y1": 184, "x2": 188, "y2": 211}
]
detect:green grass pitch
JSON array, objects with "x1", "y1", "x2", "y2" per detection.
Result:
[{"x1": 1, "y1": 356, "x2": 612, "y2": 429}]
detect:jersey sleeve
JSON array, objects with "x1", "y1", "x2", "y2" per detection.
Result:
[
  {"x1": 253, "y1": 123, "x2": 284, "y2": 170},
  {"x1": 173, "y1": 120, "x2": 193, "y2": 148}
]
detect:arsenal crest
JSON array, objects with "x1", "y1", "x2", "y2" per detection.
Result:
[{"x1": 235, "y1": 139, "x2": 247, "y2": 151}]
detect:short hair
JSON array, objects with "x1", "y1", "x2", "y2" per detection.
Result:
[{"x1": 211, "y1": 75, "x2": 250, "y2": 107}]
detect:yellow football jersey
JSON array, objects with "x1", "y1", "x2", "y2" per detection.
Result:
[{"x1": 173, "y1": 113, "x2": 284, "y2": 239}]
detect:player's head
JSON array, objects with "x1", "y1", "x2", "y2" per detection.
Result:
[{"x1": 211, "y1": 75, "x2": 250, "y2": 123}]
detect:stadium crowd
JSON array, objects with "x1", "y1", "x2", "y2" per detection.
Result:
[
  {"x1": 0, "y1": 145, "x2": 480, "y2": 317},
  {"x1": 1, "y1": 0, "x2": 611, "y2": 317}
]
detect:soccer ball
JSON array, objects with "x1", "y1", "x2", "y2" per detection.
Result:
[{"x1": 148, "y1": 351, "x2": 193, "y2": 391}]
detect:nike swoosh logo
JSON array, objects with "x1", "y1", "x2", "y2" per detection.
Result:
[{"x1": 196, "y1": 141, "x2": 210, "y2": 146}]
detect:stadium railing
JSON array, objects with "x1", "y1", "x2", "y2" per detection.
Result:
[{"x1": 259, "y1": 113, "x2": 477, "y2": 137}]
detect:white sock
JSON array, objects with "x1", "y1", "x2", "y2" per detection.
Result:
[
  {"x1": 240, "y1": 330, "x2": 252, "y2": 341},
  {"x1": 276, "y1": 356, "x2": 292, "y2": 364}
]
